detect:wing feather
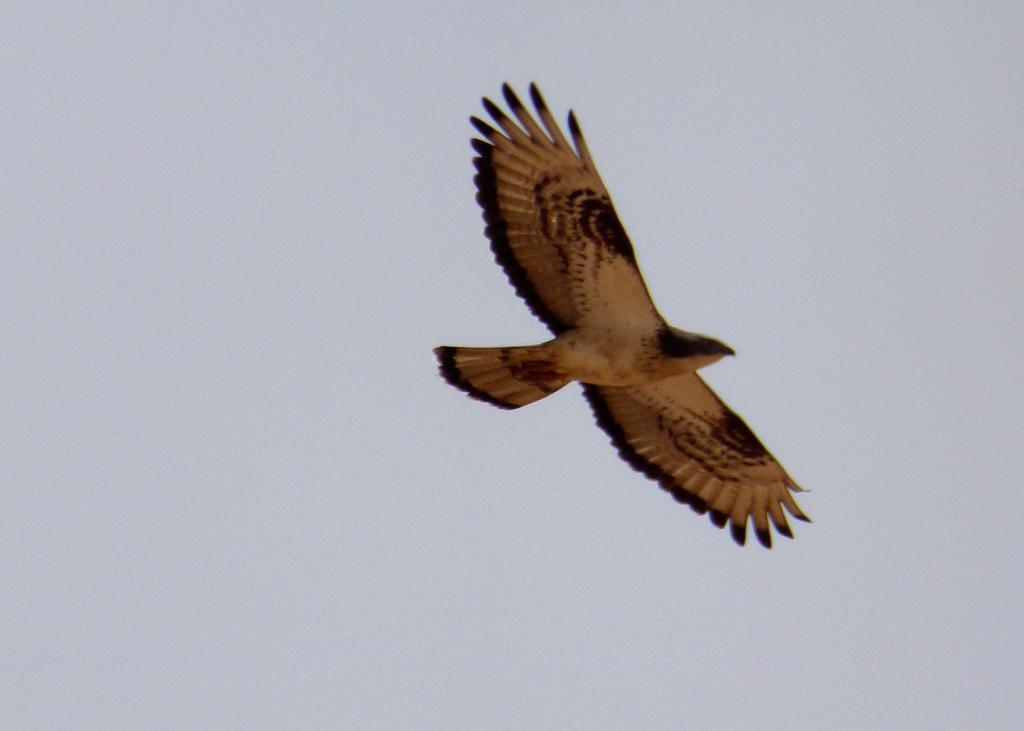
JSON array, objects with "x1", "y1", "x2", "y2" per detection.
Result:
[
  {"x1": 529, "y1": 83, "x2": 573, "y2": 150},
  {"x1": 502, "y1": 83, "x2": 552, "y2": 145},
  {"x1": 582, "y1": 375, "x2": 809, "y2": 548},
  {"x1": 567, "y1": 111, "x2": 597, "y2": 169},
  {"x1": 471, "y1": 83, "x2": 662, "y2": 334}
]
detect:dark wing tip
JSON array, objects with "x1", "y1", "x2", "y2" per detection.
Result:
[
  {"x1": 793, "y1": 510, "x2": 812, "y2": 524},
  {"x1": 708, "y1": 509, "x2": 729, "y2": 528},
  {"x1": 481, "y1": 96, "x2": 508, "y2": 125},
  {"x1": 528, "y1": 82, "x2": 549, "y2": 114},
  {"x1": 567, "y1": 110, "x2": 582, "y2": 138},
  {"x1": 755, "y1": 525, "x2": 773, "y2": 549},
  {"x1": 470, "y1": 115, "x2": 498, "y2": 140},
  {"x1": 776, "y1": 522, "x2": 794, "y2": 539},
  {"x1": 469, "y1": 137, "x2": 492, "y2": 156},
  {"x1": 730, "y1": 520, "x2": 748, "y2": 547},
  {"x1": 502, "y1": 82, "x2": 525, "y2": 111},
  {"x1": 433, "y1": 346, "x2": 518, "y2": 411}
]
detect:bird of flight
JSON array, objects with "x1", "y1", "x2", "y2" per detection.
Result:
[{"x1": 434, "y1": 83, "x2": 809, "y2": 548}]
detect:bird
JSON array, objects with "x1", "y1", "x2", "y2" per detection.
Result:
[{"x1": 433, "y1": 83, "x2": 810, "y2": 548}]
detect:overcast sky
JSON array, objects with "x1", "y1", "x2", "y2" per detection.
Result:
[{"x1": 2, "y1": 3, "x2": 1022, "y2": 729}]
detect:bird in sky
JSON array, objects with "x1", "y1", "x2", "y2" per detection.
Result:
[{"x1": 434, "y1": 83, "x2": 810, "y2": 548}]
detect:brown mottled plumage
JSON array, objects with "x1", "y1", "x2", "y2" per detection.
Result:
[{"x1": 435, "y1": 83, "x2": 809, "y2": 548}]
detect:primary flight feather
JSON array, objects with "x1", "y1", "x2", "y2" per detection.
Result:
[{"x1": 434, "y1": 83, "x2": 810, "y2": 548}]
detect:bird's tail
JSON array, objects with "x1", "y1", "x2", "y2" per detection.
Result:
[{"x1": 433, "y1": 344, "x2": 570, "y2": 410}]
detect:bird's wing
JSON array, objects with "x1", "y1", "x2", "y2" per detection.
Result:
[
  {"x1": 582, "y1": 375, "x2": 809, "y2": 547},
  {"x1": 471, "y1": 83, "x2": 662, "y2": 334}
]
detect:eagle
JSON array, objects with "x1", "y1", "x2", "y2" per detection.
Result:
[{"x1": 434, "y1": 83, "x2": 810, "y2": 548}]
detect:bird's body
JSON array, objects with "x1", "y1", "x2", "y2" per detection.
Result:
[
  {"x1": 547, "y1": 327, "x2": 671, "y2": 387},
  {"x1": 434, "y1": 83, "x2": 810, "y2": 547},
  {"x1": 523, "y1": 326, "x2": 732, "y2": 387}
]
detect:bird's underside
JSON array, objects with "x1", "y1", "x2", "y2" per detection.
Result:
[{"x1": 434, "y1": 82, "x2": 810, "y2": 548}]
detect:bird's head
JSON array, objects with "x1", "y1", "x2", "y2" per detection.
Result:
[{"x1": 658, "y1": 327, "x2": 735, "y2": 369}]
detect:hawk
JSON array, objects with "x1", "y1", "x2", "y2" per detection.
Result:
[{"x1": 434, "y1": 83, "x2": 810, "y2": 548}]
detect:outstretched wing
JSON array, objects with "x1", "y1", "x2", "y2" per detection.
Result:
[
  {"x1": 471, "y1": 83, "x2": 662, "y2": 334},
  {"x1": 583, "y1": 376, "x2": 810, "y2": 548}
]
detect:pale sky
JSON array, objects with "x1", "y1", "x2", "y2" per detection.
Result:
[{"x1": 2, "y1": 3, "x2": 1022, "y2": 728}]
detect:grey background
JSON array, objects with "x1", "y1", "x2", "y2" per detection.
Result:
[{"x1": 3, "y1": 3, "x2": 1022, "y2": 728}]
